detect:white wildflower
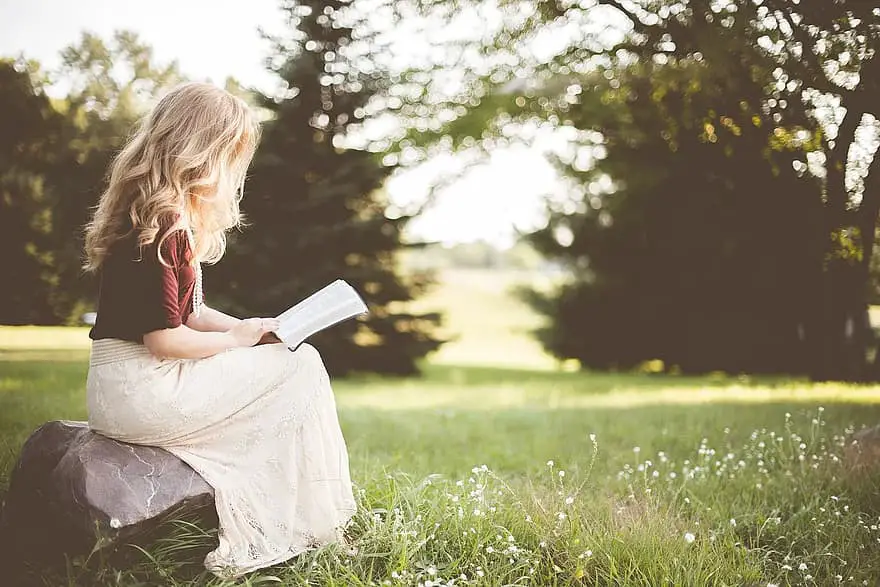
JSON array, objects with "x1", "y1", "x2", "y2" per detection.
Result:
[{"x1": 684, "y1": 532, "x2": 696, "y2": 543}]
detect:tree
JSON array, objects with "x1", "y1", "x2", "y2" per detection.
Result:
[
  {"x1": 0, "y1": 60, "x2": 63, "y2": 324},
  {"x1": 208, "y1": 0, "x2": 443, "y2": 375},
  {"x1": 522, "y1": 0, "x2": 880, "y2": 379},
  {"x1": 400, "y1": 0, "x2": 879, "y2": 379},
  {"x1": 524, "y1": 58, "x2": 825, "y2": 374}
]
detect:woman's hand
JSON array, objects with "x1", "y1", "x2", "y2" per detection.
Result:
[{"x1": 228, "y1": 317, "x2": 281, "y2": 348}]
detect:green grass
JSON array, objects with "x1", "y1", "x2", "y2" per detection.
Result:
[
  {"x1": 1, "y1": 271, "x2": 880, "y2": 585},
  {"x1": 410, "y1": 268, "x2": 560, "y2": 370}
]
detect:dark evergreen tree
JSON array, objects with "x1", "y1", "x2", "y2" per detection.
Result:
[
  {"x1": 208, "y1": 1, "x2": 443, "y2": 375},
  {"x1": 0, "y1": 60, "x2": 63, "y2": 325},
  {"x1": 523, "y1": 59, "x2": 826, "y2": 375}
]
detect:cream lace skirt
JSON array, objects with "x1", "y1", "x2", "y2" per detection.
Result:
[{"x1": 86, "y1": 339, "x2": 357, "y2": 578}]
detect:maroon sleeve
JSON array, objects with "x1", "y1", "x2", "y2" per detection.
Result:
[
  {"x1": 156, "y1": 232, "x2": 185, "y2": 329},
  {"x1": 127, "y1": 230, "x2": 187, "y2": 335}
]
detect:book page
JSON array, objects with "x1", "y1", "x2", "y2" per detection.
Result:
[{"x1": 274, "y1": 280, "x2": 368, "y2": 350}]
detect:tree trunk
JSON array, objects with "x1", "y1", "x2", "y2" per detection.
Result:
[
  {"x1": 808, "y1": 101, "x2": 871, "y2": 382},
  {"x1": 860, "y1": 150, "x2": 880, "y2": 380}
]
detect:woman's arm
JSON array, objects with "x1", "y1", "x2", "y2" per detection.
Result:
[
  {"x1": 144, "y1": 326, "x2": 238, "y2": 359},
  {"x1": 144, "y1": 317, "x2": 280, "y2": 360},
  {"x1": 186, "y1": 305, "x2": 282, "y2": 345},
  {"x1": 186, "y1": 305, "x2": 241, "y2": 332}
]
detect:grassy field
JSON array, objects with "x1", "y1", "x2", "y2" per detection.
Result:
[{"x1": 2, "y1": 270, "x2": 880, "y2": 586}]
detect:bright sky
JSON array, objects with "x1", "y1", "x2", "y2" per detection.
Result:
[{"x1": 0, "y1": 0, "x2": 569, "y2": 248}]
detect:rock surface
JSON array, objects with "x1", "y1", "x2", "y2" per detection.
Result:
[
  {"x1": 845, "y1": 424, "x2": 880, "y2": 469},
  {"x1": 0, "y1": 420, "x2": 214, "y2": 566}
]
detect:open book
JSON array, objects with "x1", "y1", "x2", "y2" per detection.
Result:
[{"x1": 273, "y1": 280, "x2": 369, "y2": 350}]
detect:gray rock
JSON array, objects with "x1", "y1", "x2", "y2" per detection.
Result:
[
  {"x1": 0, "y1": 420, "x2": 214, "y2": 566},
  {"x1": 844, "y1": 424, "x2": 880, "y2": 470}
]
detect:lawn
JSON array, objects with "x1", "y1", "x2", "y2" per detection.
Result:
[{"x1": 2, "y1": 270, "x2": 880, "y2": 586}]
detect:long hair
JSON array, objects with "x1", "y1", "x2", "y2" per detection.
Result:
[{"x1": 83, "y1": 82, "x2": 261, "y2": 271}]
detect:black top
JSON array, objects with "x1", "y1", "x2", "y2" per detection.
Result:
[{"x1": 89, "y1": 228, "x2": 196, "y2": 342}]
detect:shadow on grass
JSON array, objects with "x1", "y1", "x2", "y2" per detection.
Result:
[{"x1": 0, "y1": 510, "x2": 220, "y2": 587}]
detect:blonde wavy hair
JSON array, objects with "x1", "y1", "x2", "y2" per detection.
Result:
[{"x1": 84, "y1": 81, "x2": 261, "y2": 272}]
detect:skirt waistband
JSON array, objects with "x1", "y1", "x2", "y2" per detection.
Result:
[{"x1": 89, "y1": 339, "x2": 153, "y2": 367}]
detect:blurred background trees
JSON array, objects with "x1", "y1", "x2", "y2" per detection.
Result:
[{"x1": 403, "y1": 0, "x2": 879, "y2": 380}]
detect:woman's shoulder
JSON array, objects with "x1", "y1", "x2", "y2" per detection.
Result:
[
  {"x1": 106, "y1": 219, "x2": 191, "y2": 267},
  {"x1": 158, "y1": 226, "x2": 194, "y2": 266}
]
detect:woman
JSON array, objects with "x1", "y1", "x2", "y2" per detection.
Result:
[{"x1": 83, "y1": 82, "x2": 356, "y2": 578}]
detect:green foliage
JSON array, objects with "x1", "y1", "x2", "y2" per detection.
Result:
[
  {"x1": 525, "y1": 59, "x2": 826, "y2": 375},
  {"x1": 0, "y1": 60, "x2": 64, "y2": 325},
  {"x1": 206, "y1": 1, "x2": 442, "y2": 376},
  {"x1": 417, "y1": 0, "x2": 880, "y2": 380}
]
